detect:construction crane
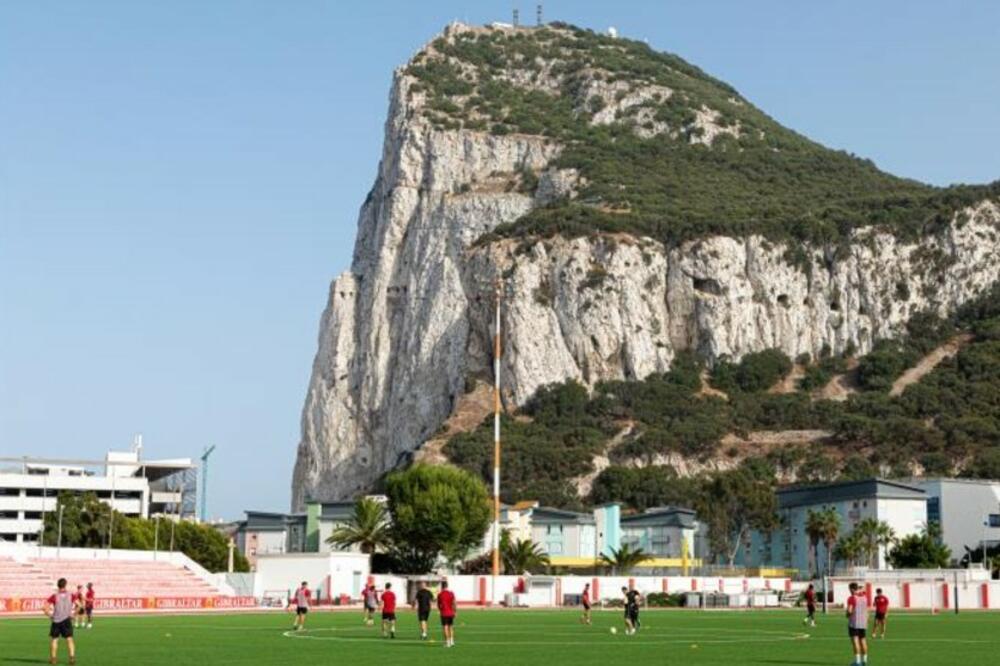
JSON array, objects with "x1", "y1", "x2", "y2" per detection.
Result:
[{"x1": 199, "y1": 445, "x2": 216, "y2": 522}]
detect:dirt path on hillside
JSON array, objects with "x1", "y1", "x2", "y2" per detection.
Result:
[
  {"x1": 697, "y1": 370, "x2": 728, "y2": 400},
  {"x1": 571, "y1": 422, "x2": 636, "y2": 497},
  {"x1": 817, "y1": 357, "x2": 860, "y2": 402},
  {"x1": 413, "y1": 382, "x2": 495, "y2": 465},
  {"x1": 888, "y1": 333, "x2": 974, "y2": 397},
  {"x1": 770, "y1": 364, "x2": 806, "y2": 394}
]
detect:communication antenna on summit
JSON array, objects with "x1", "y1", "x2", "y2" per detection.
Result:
[
  {"x1": 512, "y1": 8, "x2": 519, "y2": 27},
  {"x1": 537, "y1": 4, "x2": 543, "y2": 26}
]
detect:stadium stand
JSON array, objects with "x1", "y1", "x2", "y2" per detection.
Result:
[{"x1": 0, "y1": 555, "x2": 220, "y2": 599}]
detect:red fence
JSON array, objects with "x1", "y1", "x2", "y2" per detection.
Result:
[{"x1": 0, "y1": 596, "x2": 257, "y2": 614}]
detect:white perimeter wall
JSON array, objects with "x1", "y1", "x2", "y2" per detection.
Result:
[
  {"x1": 253, "y1": 552, "x2": 370, "y2": 600},
  {"x1": 830, "y1": 570, "x2": 1000, "y2": 610}
]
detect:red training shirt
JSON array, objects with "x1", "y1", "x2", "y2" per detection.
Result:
[
  {"x1": 382, "y1": 590, "x2": 396, "y2": 613},
  {"x1": 582, "y1": 589, "x2": 590, "y2": 605},
  {"x1": 437, "y1": 589, "x2": 456, "y2": 617},
  {"x1": 85, "y1": 589, "x2": 95, "y2": 607},
  {"x1": 874, "y1": 594, "x2": 889, "y2": 614},
  {"x1": 805, "y1": 588, "x2": 815, "y2": 604}
]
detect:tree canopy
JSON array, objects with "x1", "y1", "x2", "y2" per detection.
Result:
[
  {"x1": 42, "y1": 492, "x2": 248, "y2": 573},
  {"x1": 384, "y1": 464, "x2": 491, "y2": 570}
]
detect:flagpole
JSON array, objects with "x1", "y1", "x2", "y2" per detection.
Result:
[{"x1": 491, "y1": 278, "x2": 502, "y2": 604}]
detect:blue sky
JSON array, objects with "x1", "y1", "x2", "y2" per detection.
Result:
[{"x1": 1, "y1": 1, "x2": 998, "y2": 520}]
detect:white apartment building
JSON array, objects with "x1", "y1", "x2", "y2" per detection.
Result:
[
  {"x1": 744, "y1": 479, "x2": 928, "y2": 572},
  {"x1": 0, "y1": 448, "x2": 195, "y2": 544},
  {"x1": 907, "y1": 477, "x2": 1000, "y2": 564}
]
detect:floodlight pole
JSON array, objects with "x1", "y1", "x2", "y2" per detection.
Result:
[
  {"x1": 200, "y1": 445, "x2": 217, "y2": 522},
  {"x1": 56, "y1": 505, "x2": 64, "y2": 559},
  {"x1": 491, "y1": 278, "x2": 503, "y2": 603}
]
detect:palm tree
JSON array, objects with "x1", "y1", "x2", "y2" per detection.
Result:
[
  {"x1": 835, "y1": 532, "x2": 864, "y2": 568},
  {"x1": 853, "y1": 518, "x2": 896, "y2": 569},
  {"x1": 804, "y1": 509, "x2": 825, "y2": 579},
  {"x1": 817, "y1": 508, "x2": 841, "y2": 577},
  {"x1": 502, "y1": 538, "x2": 551, "y2": 574},
  {"x1": 326, "y1": 497, "x2": 390, "y2": 555},
  {"x1": 600, "y1": 544, "x2": 651, "y2": 575}
]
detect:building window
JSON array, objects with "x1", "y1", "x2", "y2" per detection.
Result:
[
  {"x1": 23, "y1": 511, "x2": 42, "y2": 520},
  {"x1": 927, "y1": 497, "x2": 941, "y2": 525},
  {"x1": 989, "y1": 514, "x2": 1000, "y2": 528},
  {"x1": 547, "y1": 542, "x2": 563, "y2": 554},
  {"x1": 547, "y1": 525, "x2": 563, "y2": 535}
]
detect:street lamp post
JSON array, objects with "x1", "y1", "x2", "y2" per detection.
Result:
[
  {"x1": 983, "y1": 518, "x2": 989, "y2": 572},
  {"x1": 57, "y1": 505, "x2": 64, "y2": 559}
]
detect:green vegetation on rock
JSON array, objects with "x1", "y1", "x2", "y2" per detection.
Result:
[
  {"x1": 445, "y1": 284, "x2": 1000, "y2": 513},
  {"x1": 407, "y1": 24, "x2": 999, "y2": 247}
]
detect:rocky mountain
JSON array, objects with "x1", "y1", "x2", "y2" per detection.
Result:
[{"x1": 291, "y1": 22, "x2": 1000, "y2": 509}]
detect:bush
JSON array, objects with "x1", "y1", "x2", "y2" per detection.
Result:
[
  {"x1": 712, "y1": 349, "x2": 793, "y2": 393},
  {"x1": 645, "y1": 592, "x2": 685, "y2": 607}
]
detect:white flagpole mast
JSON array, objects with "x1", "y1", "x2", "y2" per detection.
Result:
[{"x1": 491, "y1": 278, "x2": 503, "y2": 604}]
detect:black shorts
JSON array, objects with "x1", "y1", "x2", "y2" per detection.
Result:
[
  {"x1": 583, "y1": 602, "x2": 591, "y2": 611},
  {"x1": 849, "y1": 627, "x2": 867, "y2": 639},
  {"x1": 85, "y1": 605, "x2": 94, "y2": 616},
  {"x1": 417, "y1": 610, "x2": 431, "y2": 622},
  {"x1": 875, "y1": 612, "x2": 886, "y2": 621},
  {"x1": 625, "y1": 608, "x2": 639, "y2": 622},
  {"x1": 296, "y1": 606, "x2": 309, "y2": 616},
  {"x1": 76, "y1": 607, "x2": 86, "y2": 616},
  {"x1": 440, "y1": 616, "x2": 454, "y2": 626},
  {"x1": 50, "y1": 619, "x2": 73, "y2": 639},
  {"x1": 807, "y1": 604, "x2": 816, "y2": 614},
  {"x1": 382, "y1": 612, "x2": 396, "y2": 621}
]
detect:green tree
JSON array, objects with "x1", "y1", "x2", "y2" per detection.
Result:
[
  {"x1": 835, "y1": 532, "x2": 864, "y2": 568},
  {"x1": 326, "y1": 497, "x2": 391, "y2": 555},
  {"x1": 711, "y1": 349, "x2": 793, "y2": 394},
  {"x1": 600, "y1": 544, "x2": 651, "y2": 575},
  {"x1": 42, "y1": 492, "x2": 247, "y2": 572},
  {"x1": 888, "y1": 523, "x2": 952, "y2": 569},
  {"x1": 817, "y1": 508, "x2": 842, "y2": 577},
  {"x1": 384, "y1": 464, "x2": 491, "y2": 570},
  {"x1": 502, "y1": 537, "x2": 551, "y2": 574},
  {"x1": 696, "y1": 469, "x2": 779, "y2": 566},
  {"x1": 804, "y1": 509, "x2": 825, "y2": 579},
  {"x1": 853, "y1": 518, "x2": 896, "y2": 569}
]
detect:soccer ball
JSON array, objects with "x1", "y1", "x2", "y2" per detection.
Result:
[{"x1": 610, "y1": 627, "x2": 617, "y2": 635}]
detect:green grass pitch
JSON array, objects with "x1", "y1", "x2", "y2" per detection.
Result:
[{"x1": 2, "y1": 608, "x2": 998, "y2": 665}]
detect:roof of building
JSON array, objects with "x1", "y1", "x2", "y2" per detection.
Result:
[
  {"x1": 620, "y1": 506, "x2": 697, "y2": 528},
  {"x1": 777, "y1": 478, "x2": 925, "y2": 509},
  {"x1": 242, "y1": 510, "x2": 304, "y2": 531},
  {"x1": 511, "y1": 500, "x2": 539, "y2": 511},
  {"x1": 530, "y1": 506, "x2": 595, "y2": 525},
  {"x1": 903, "y1": 477, "x2": 1000, "y2": 488},
  {"x1": 318, "y1": 501, "x2": 356, "y2": 520}
]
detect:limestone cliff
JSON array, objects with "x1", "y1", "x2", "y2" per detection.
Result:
[{"x1": 291, "y1": 23, "x2": 1000, "y2": 508}]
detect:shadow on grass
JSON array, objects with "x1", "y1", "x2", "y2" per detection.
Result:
[{"x1": 1, "y1": 659, "x2": 52, "y2": 665}]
